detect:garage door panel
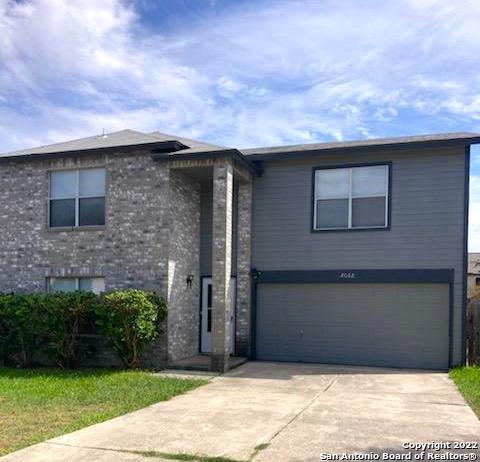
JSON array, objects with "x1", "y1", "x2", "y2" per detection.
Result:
[{"x1": 256, "y1": 283, "x2": 449, "y2": 370}]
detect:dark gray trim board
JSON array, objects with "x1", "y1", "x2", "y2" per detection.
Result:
[
  {"x1": 251, "y1": 268, "x2": 454, "y2": 284},
  {"x1": 310, "y1": 161, "x2": 393, "y2": 233},
  {"x1": 249, "y1": 279, "x2": 258, "y2": 360},
  {"x1": 199, "y1": 275, "x2": 206, "y2": 354},
  {"x1": 462, "y1": 145, "x2": 470, "y2": 365},
  {"x1": 249, "y1": 268, "x2": 455, "y2": 366},
  {"x1": 449, "y1": 281, "x2": 454, "y2": 367}
]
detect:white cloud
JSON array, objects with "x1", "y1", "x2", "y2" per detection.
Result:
[
  {"x1": 0, "y1": 0, "x2": 216, "y2": 150},
  {"x1": 470, "y1": 174, "x2": 480, "y2": 252},
  {"x1": 1, "y1": 0, "x2": 480, "y2": 154},
  {"x1": 216, "y1": 76, "x2": 244, "y2": 97}
]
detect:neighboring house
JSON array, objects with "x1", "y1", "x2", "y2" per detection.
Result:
[
  {"x1": 467, "y1": 253, "x2": 480, "y2": 364},
  {"x1": 468, "y1": 253, "x2": 480, "y2": 300},
  {"x1": 0, "y1": 130, "x2": 478, "y2": 371}
]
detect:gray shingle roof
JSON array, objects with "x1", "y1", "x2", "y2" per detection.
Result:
[
  {"x1": 1, "y1": 130, "x2": 479, "y2": 162},
  {"x1": 148, "y1": 131, "x2": 227, "y2": 154},
  {"x1": 0, "y1": 129, "x2": 225, "y2": 159},
  {"x1": 241, "y1": 132, "x2": 480, "y2": 157}
]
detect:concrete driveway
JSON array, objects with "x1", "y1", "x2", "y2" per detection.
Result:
[{"x1": 2, "y1": 362, "x2": 480, "y2": 462}]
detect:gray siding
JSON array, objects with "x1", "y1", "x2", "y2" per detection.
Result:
[
  {"x1": 256, "y1": 283, "x2": 450, "y2": 370},
  {"x1": 252, "y1": 147, "x2": 466, "y2": 365},
  {"x1": 200, "y1": 183, "x2": 213, "y2": 276}
]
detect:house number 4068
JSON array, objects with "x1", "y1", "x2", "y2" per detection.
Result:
[{"x1": 339, "y1": 272, "x2": 356, "y2": 279}]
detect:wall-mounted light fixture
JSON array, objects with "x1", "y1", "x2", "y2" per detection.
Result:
[{"x1": 186, "y1": 274, "x2": 194, "y2": 288}]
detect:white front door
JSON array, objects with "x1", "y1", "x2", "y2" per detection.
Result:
[{"x1": 201, "y1": 277, "x2": 236, "y2": 354}]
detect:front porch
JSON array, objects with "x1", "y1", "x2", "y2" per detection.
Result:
[
  {"x1": 168, "y1": 354, "x2": 248, "y2": 372},
  {"x1": 160, "y1": 154, "x2": 255, "y2": 372}
]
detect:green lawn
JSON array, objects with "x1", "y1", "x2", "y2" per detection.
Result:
[
  {"x1": 450, "y1": 366, "x2": 480, "y2": 417},
  {"x1": 0, "y1": 367, "x2": 207, "y2": 456}
]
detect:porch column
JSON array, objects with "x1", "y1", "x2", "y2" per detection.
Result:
[
  {"x1": 236, "y1": 179, "x2": 252, "y2": 357},
  {"x1": 211, "y1": 159, "x2": 234, "y2": 372}
]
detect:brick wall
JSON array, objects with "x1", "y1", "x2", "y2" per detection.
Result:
[
  {"x1": 0, "y1": 151, "x2": 252, "y2": 368},
  {"x1": 0, "y1": 150, "x2": 170, "y2": 367},
  {"x1": 167, "y1": 169, "x2": 201, "y2": 362}
]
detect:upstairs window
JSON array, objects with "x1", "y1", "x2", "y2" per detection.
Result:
[
  {"x1": 313, "y1": 164, "x2": 389, "y2": 230},
  {"x1": 49, "y1": 168, "x2": 106, "y2": 227},
  {"x1": 48, "y1": 277, "x2": 105, "y2": 294}
]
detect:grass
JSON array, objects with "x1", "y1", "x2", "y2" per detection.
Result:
[
  {"x1": 449, "y1": 366, "x2": 480, "y2": 417},
  {"x1": 124, "y1": 449, "x2": 244, "y2": 461},
  {"x1": 0, "y1": 367, "x2": 207, "y2": 456}
]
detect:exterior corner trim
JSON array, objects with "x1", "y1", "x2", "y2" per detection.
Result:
[{"x1": 461, "y1": 145, "x2": 470, "y2": 366}]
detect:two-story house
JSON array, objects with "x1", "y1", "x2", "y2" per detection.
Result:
[{"x1": 0, "y1": 130, "x2": 476, "y2": 371}]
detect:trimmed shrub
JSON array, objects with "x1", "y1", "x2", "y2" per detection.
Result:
[
  {"x1": 96, "y1": 289, "x2": 167, "y2": 368},
  {"x1": 145, "y1": 291, "x2": 168, "y2": 327},
  {"x1": 0, "y1": 292, "x2": 101, "y2": 367},
  {"x1": 42, "y1": 291, "x2": 102, "y2": 368},
  {"x1": 0, "y1": 289, "x2": 167, "y2": 368},
  {"x1": 0, "y1": 293, "x2": 45, "y2": 367},
  {"x1": 0, "y1": 293, "x2": 16, "y2": 365}
]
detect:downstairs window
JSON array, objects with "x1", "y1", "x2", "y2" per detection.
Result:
[{"x1": 48, "y1": 277, "x2": 105, "y2": 294}]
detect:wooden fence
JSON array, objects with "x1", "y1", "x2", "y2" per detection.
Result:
[{"x1": 467, "y1": 296, "x2": 480, "y2": 365}]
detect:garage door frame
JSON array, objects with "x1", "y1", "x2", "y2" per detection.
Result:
[{"x1": 250, "y1": 268, "x2": 454, "y2": 368}]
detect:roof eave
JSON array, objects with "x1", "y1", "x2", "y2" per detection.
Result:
[
  {"x1": 244, "y1": 136, "x2": 480, "y2": 162},
  {"x1": 151, "y1": 149, "x2": 262, "y2": 176},
  {"x1": 0, "y1": 140, "x2": 182, "y2": 162}
]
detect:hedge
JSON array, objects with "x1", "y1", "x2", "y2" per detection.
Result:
[{"x1": 0, "y1": 289, "x2": 167, "y2": 368}]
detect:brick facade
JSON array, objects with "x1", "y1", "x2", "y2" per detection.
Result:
[
  {"x1": 211, "y1": 160, "x2": 234, "y2": 372},
  {"x1": 235, "y1": 180, "x2": 252, "y2": 357},
  {"x1": 0, "y1": 150, "x2": 252, "y2": 369},
  {"x1": 167, "y1": 169, "x2": 201, "y2": 362}
]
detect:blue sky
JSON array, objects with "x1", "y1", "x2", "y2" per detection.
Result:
[{"x1": 1, "y1": 0, "x2": 479, "y2": 248}]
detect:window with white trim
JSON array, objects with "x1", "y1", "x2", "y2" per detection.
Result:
[
  {"x1": 313, "y1": 164, "x2": 389, "y2": 230},
  {"x1": 49, "y1": 168, "x2": 106, "y2": 227},
  {"x1": 48, "y1": 277, "x2": 105, "y2": 294}
]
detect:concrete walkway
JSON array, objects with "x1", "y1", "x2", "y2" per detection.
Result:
[{"x1": 2, "y1": 362, "x2": 480, "y2": 461}]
